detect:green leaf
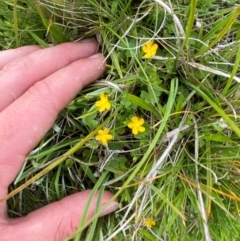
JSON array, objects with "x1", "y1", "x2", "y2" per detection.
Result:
[
  {"x1": 29, "y1": 31, "x2": 49, "y2": 48},
  {"x1": 139, "y1": 230, "x2": 157, "y2": 241},
  {"x1": 196, "y1": 6, "x2": 240, "y2": 56},
  {"x1": 201, "y1": 133, "x2": 236, "y2": 143},
  {"x1": 82, "y1": 111, "x2": 98, "y2": 129},
  {"x1": 128, "y1": 94, "x2": 161, "y2": 118}
]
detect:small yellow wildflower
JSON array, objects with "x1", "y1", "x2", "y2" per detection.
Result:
[
  {"x1": 128, "y1": 116, "x2": 145, "y2": 135},
  {"x1": 143, "y1": 217, "x2": 156, "y2": 229},
  {"x1": 95, "y1": 93, "x2": 111, "y2": 112},
  {"x1": 142, "y1": 41, "x2": 158, "y2": 58},
  {"x1": 95, "y1": 128, "x2": 113, "y2": 145}
]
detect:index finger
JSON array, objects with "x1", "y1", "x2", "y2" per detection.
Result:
[{"x1": 0, "y1": 40, "x2": 99, "y2": 111}]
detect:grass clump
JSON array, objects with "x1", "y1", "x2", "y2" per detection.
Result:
[{"x1": 2, "y1": 0, "x2": 240, "y2": 240}]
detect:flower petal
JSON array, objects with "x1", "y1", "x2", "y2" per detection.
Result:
[
  {"x1": 106, "y1": 134, "x2": 113, "y2": 140},
  {"x1": 98, "y1": 130, "x2": 104, "y2": 135},
  {"x1": 150, "y1": 49, "x2": 157, "y2": 57},
  {"x1": 143, "y1": 52, "x2": 152, "y2": 59},
  {"x1": 95, "y1": 100, "x2": 102, "y2": 107},
  {"x1": 99, "y1": 106, "x2": 106, "y2": 112},
  {"x1": 100, "y1": 93, "x2": 106, "y2": 100},
  {"x1": 142, "y1": 45, "x2": 148, "y2": 53},
  {"x1": 132, "y1": 127, "x2": 139, "y2": 135},
  {"x1": 138, "y1": 126, "x2": 145, "y2": 133},
  {"x1": 132, "y1": 116, "x2": 139, "y2": 123},
  {"x1": 104, "y1": 102, "x2": 111, "y2": 110},
  {"x1": 152, "y1": 44, "x2": 158, "y2": 51},
  {"x1": 101, "y1": 138, "x2": 107, "y2": 145},
  {"x1": 103, "y1": 128, "x2": 109, "y2": 134},
  {"x1": 128, "y1": 123, "x2": 134, "y2": 129},
  {"x1": 138, "y1": 118, "x2": 145, "y2": 125},
  {"x1": 95, "y1": 135, "x2": 101, "y2": 141},
  {"x1": 146, "y1": 41, "x2": 153, "y2": 49}
]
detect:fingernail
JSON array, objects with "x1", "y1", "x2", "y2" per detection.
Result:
[
  {"x1": 80, "y1": 37, "x2": 96, "y2": 43},
  {"x1": 88, "y1": 53, "x2": 102, "y2": 59},
  {"x1": 99, "y1": 201, "x2": 119, "y2": 217}
]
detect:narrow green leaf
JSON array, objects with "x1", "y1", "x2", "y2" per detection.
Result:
[
  {"x1": 196, "y1": 6, "x2": 240, "y2": 56},
  {"x1": 29, "y1": 31, "x2": 49, "y2": 48},
  {"x1": 183, "y1": 0, "x2": 197, "y2": 46},
  {"x1": 128, "y1": 94, "x2": 161, "y2": 118},
  {"x1": 222, "y1": 41, "x2": 240, "y2": 95},
  {"x1": 201, "y1": 133, "x2": 236, "y2": 143},
  {"x1": 183, "y1": 80, "x2": 240, "y2": 137}
]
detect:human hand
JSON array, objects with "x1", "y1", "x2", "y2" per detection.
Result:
[{"x1": 0, "y1": 40, "x2": 118, "y2": 241}]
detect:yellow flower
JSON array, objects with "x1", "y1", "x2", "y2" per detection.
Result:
[
  {"x1": 142, "y1": 41, "x2": 158, "y2": 58},
  {"x1": 95, "y1": 93, "x2": 111, "y2": 112},
  {"x1": 128, "y1": 116, "x2": 145, "y2": 135},
  {"x1": 95, "y1": 128, "x2": 113, "y2": 145},
  {"x1": 143, "y1": 217, "x2": 156, "y2": 229}
]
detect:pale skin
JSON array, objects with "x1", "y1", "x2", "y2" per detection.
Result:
[{"x1": 0, "y1": 40, "x2": 118, "y2": 241}]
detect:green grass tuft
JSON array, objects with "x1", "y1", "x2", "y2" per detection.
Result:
[{"x1": 2, "y1": 0, "x2": 240, "y2": 240}]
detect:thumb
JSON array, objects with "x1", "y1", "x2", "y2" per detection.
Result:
[{"x1": 4, "y1": 190, "x2": 118, "y2": 241}]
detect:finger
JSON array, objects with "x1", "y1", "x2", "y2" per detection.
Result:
[
  {"x1": 2, "y1": 191, "x2": 118, "y2": 241},
  {"x1": 0, "y1": 40, "x2": 99, "y2": 111},
  {"x1": 0, "y1": 54, "x2": 105, "y2": 197},
  {"x1": 0, "y1": 45, "x2": 42, "y2": 70}
]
